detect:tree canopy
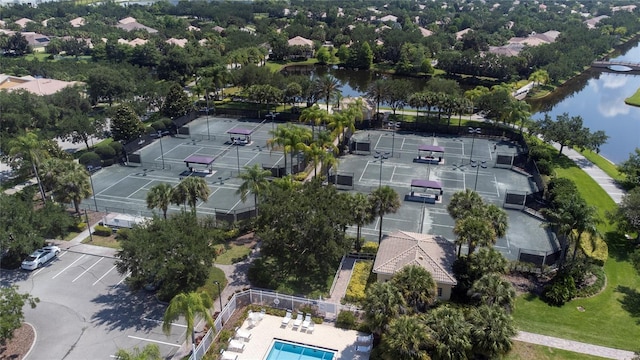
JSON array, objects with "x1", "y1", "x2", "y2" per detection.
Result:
[{"x1": 0, "y1": 286, "x2": 39, "y2": 343}]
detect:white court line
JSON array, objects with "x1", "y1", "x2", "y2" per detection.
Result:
[
  {"x1": 52, "y1": 254, "x2": 86, "y2": 279},
  {"x1": 143, "y1": 317, "x2": 187, "y2": 328},
  {"x1": 401, "y1": 137, "x2": 406, "y2": 150},
  {"x1": 127, "y1": 335, "x2": 181, "y2": 348},
  {"x1": 390, "y1": 165, "x2": 397, "y2": 182},
  {"x1": 73, "y1": 257, "x2": 103, "y2": 282},
  {"x1": 358, "y1": 162, "x2": 371, "y2": 183},
  {"x1": 117, "y1": 272, "x2": 131, "y2": 286},
  {"x1": 374, "y1": 134, "x2": 383, "y2": 150},
  {"x1": 494, "y1": 175, "x2": 500, "y2": 197},
  {"x1": 488, "y1": 143, "x2": 494, "y2": 160},
  {"x1": 128, "y1": 179, "x2": 154, "y2": 199},
  {"x1": 32, "y1": 267, "x2": 45, "y2": 276},
  {"x1": 228, "y1": 198, "x2": 244, "y2": 211},
  {"x1": 92, "y1": 265, "x2": 116, "y2": 286}
]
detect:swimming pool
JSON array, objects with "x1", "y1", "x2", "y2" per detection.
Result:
[{"x1": 264, "y1": 340, "x2": 336, "y2": 360}]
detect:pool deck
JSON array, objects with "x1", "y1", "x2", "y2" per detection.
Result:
[{"x1": 224, "y1": 314, "x2": 370, "y2": 360}]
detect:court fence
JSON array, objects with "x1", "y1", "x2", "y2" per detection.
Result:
[{"x1": 188, "y1": 288, "x2": 362, "y2": 360}]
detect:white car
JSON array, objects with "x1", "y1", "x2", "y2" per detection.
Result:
[{"x1": 21, "y1": 245, "x2": 61, "y2": 270}]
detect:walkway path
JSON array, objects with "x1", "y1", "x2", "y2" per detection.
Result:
[
  {"x1": 515, "y1": 331, "x2": 635, "y2": 360},
  {"x1": 326, "y1": 257, "x2": 356, "y2": 302}
]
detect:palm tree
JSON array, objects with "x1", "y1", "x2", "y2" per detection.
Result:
[
  {"x1": 447, "y1": 189, "x2": 483, "y2": 220},
  {"x1": 349, "y1": 192, "x2": 373, "y2": 251},
  {"x1": 391, "y1": 265, "x2": 437, "y2": 313},
  {"x1": 171, "y1": 177, "x2": 210, "y2": 214},
  {"x1": 453, "y1": 216, "x2": 496, "y2": 256},
  {"x1": 163, "y1": 291, "x2": 215, "y2": 354},
  {"x1": 363, "y1": 281, "x2": 406, "y2": 336},
  {"x1": 366, "y1": 79, "x2": 389, "y2": 121},
  {"x1": 301, "y1": 143, "x2": 325, "y2": 178},
  {"x1": 468, "y1": 305, "x2": 516, "y2": 359},
  {"x1": 285, "y1": 125, "x2": 312, "y2": 174},
  {"x1": 115, "y1": 344, "x2": 161, "y2": 360},
  {"x1": 315, "y1": 75, "x2": 342, "y2": 112},
  {"x1": 382, "y1": 315, "x2": 433, "y2": 360},
  {"x1": 369, "y1": 186, "x2": 401, "y2": 242},
  {"x1": 528, "y1": 69, "x2": 550, "y2": 87},
  {"x1": 8, "y1": 132, "x2": 50, "y2": 201},
  {"x1": 424, "y1": 305, "x2": 472, "y2": 360},
  {"x1": 408, "y1": 92, "x2": 426, "y2": 122},
  {"x1": 484, "y1": 204, "x2": 509, "y2": 240},
  {"x1": 469, "y1": 273, "x2": 516, "y2": 312},
  {"x1": 51, "y1": 161, "x2": 92, "y2": 213},
  {"x1": 146, "y1": 183, "x2": 174, "y2": 219},
  {"x1": 267, "y1": 125, "x2": 291, "y2": 176},
  {"x1": 299, "y1": 105, "x2": 328, "y2": 137},
  {"x1": 237, "y1": 164, "x2": 271, "y2": 215}
]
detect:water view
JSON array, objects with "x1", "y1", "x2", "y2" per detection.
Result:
[{"x1": 288, "y1": 41, "x2": 640, "y2": 164}]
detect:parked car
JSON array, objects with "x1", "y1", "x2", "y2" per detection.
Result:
[{"x1": 21, "y1": 245, "x2": 61, "y2": 270}]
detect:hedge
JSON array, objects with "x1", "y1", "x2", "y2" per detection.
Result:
[
  {"x1": 344, "y1": 260, "x2": 372, "y2": 304},
  {"x1": 361, "y1": 241, "x2": 379, "y2": 254},
  {"x1": 578, "y1": 231, "x2": 608, "y2": 266},
  {"x1": 78, "y1": 151, "x2": 101, "y2": 166},
  {"x1": 94, "y1": 145, "x2": 116, "y2": 160},
  {"x1": 109, "y1": 141, "x2": 123, "y2": 156},
  {"x1": 93, "y1": 225, "x2": 112, "y2": 236}
]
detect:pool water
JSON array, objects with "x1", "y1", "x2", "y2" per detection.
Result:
[{"x1": 265, "y1": 340, "x2": 335, "y2": 360}]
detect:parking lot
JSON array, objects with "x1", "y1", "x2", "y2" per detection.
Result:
[{"x1": 1, "y1": 251, "x2": 185, "y2": 360}]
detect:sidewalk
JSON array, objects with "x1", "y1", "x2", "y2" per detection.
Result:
[
  {"x1": 50, "y1": 225, "x2": 118, "y2": 258},
  {"x1": 515, "y1": 331, "x2": 635, "y2": 360}
]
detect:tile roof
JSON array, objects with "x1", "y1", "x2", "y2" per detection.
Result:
[
  {"x1": 373, "y1": 231, "x2": 457, "y2": 285},
  {"x1": 0, "y1": 74, "x2": 81, "y2": 96},
  {"x1": 288, "y1": 36, "x2": 313, "y2": 47}
]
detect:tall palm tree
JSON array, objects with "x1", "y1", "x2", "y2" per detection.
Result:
[
  {"x1": 163, "y1": 291, "x2": 215, "y2": 354},
  {"x1": 285, "y1": 125, "x2": 312, "y2": 174},
  {"x1": 349, "y1": 192, "x2": 373, "y2": 251},
  {"x1": 453, "y1": 216, "x2": 496, "y2": 256},
  {"x1": 315, "y1": 75, "x2": 342, "y2": 112},
  {"x1": 52, "y1": 161, "x2": 92, "y2": 213},
  {"x1": 267, "y1": 125, "x2": 291, "y2": 176},
  {"x1": 366, "y1": 79, "x2": 389, "y2": 121},
  {"x1": 299, "y1": 105, "x2": 328, "y2": 137},
  {"x1": 301, "y1": 143, "x2": 325, "y2": 178},
  {"x1": 528, "y1": 69, "x2": 550, "y2": 87},
  {"x1": 469, "y1": 273, "x2": 516, "y2": 313},
  {"x1": 171, "y1": 177, "x2": 210, "y2": 214},
  {"x1": 447, "y1": 189, "x2": 483, "y2": 220},
  {"x1": 468, "y1": 305, "x2": 516, "y2": 359},
  {"x1": 363, "y1": 281, "x2": 406, "y2": 336},
  {"x1": 391, "y1": 265, "x2": 437, "y2": 313},
  {"x1": 115, "y1": 344, "x2": 161, "y2": 360},
  {"x1": 237, "y1": 164, "x2": 271, "y2": 215},
  {"x1": 8, "y1": 132, "x2": 50, "y2": 201},
  {"x1": 408, "y1": 92, "x2": 426, "y2": 122},
  {"x1": 424, "y1": 305, "x2": 472, "y2": 360},
  {"x1": 369, "y1": 186, "x2": 401, "y2": 242},
  {"x1": 382, "y1": 315, "x2": 433, "y2": 360},
  {"x1": 484, "y1": 204, "x2": 509, "y2": 240},
  {"x1": 146, "y1": 183, "x2": 174, "y2": 219}
]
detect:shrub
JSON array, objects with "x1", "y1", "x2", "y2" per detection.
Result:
[
  {"x1": 575, "y1": 265, "x2": 605, "y2": 298},
  {"x1": 75, "y1": 222, "x2": 87, "y2": 232},
  {"x1": 578, "y1": 232, "x2": 608, "y2": 266},
  {"x1": 102, "y1": 158, "x2": 114, "y2": 167},
  {"x1": 294, "y1": 172, "x2": 307, "y2": 181},
  {"x1": 151, "y1": 120, "x2": 166, "y2": 131},
  {"x1": 536, "y1": 159, "x2": 553, "y2": 176},
  {"x1": 529, "y1": 145, "x2": 553, "y2": 162},
  {"x1": 116, "y1": 228, "x2": 130, "y2": 240},
  {"x1": 109, "y1": 141, "x2": 123, "y2": 157},
  {"x1": 78, "y1": 152, "x2": 101, "y2": 166},
  {"x1": 344, "y1": 261, "x2": 372, "y2": 304},
  {"x1": 94, "y1": 145, "x2": 116, "y2": 160},
  {"x1": 543, "y1": 273, "x2": 576, "y2": 306},
  {"x1": 93, "y1": 225, "x2": 112, "y2": 236},
  {"x1": 336, "y1": 310, "x2": 356, "y2": 329},
  {"x1": 361, "y1": 242, "x2": 379, "y2": 254},
  {"x1": 162, "y1": 118, "x2": 173, "y2": 128}
]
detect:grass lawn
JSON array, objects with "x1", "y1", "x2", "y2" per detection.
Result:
[
  {"x1": 503, "y1": 341, "x2": 609, "y2": 360},
  {"x1": 513, "y1": 150, "x2": 640, "y2": 351},
  {"x1": 198, "y1": 266, "x2": 228, "y2": 303},
  {"x1": 81, "y1": 234, "x2": 121, "y2": 249},
  {"x1": 624, "y1": 87, "x2": 640, "y2": 107},
  {"x1": 214, "y1": 243, "x2": 252, "y2": 265}
]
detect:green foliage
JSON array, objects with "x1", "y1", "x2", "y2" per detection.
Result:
[
  {"x1": 344, "y1": 261, "x2": 372, "y2": 304},
  {"x1": 161, "y1": 83, "x2": 192, "y2": 119},
  {"x1": 315, "y1": 47, "x2": 331, "y2": 64},
  {"x1": 116, "y1": 228, "x2": 130, "y2": 240},
  {"x1": 114, "y1": 344, "x2": 161, "y2": 360},
  {"x1": 75, "y1": 222, "x2": 87, "y2": 232},
  {"x1": 361, "y1": 241, "x2": 379, "y2": 254},
  {"x1": 151, "y1": 120, "x2": 167, "y2": 131},
  {"x1": 336, "y1": 310, "x2": 357, "y2": 329},
  {"x1": 536, "y1": 159, "x2": 553, "y2": 176},
  {"x1": 0, "y1": 286, "x2": 39, "y2": 343},
  {"x1": 94, "y1": 225, "x2": 112, "y2": 236},
  {"x1": 94, "y1": 144, "x2": 116, "y2": 160},
  {"x1": 78, "y1": 151, "x2": 101, "y2": 166},
  {"x1": 110, "y1": 104, "x2": 144, "y2": 142},
  {"x1": 631, "y1": 249, "x2": 640, "y2": 276},
  {"x1": 108, "y1": 141, "x2": 123, "y2": 157},
  {"x1": 578, "y1": 231, "x2": 608, "y2": 266},
  {"x1": 543, "y1": 273, "x2": 577, "y2": 306},
  {"x1": 575, "y1": 265, "x2": 605, "y2": 298}
]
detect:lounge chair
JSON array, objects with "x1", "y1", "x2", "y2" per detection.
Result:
[
  {"x1": 228, "y1": 339, "x2": 246, "y2": 352},
  {"x1": 258, "y1": 308, "x2": 266, "y2": 321},
  {"x1": 281, "y1": 310, "x2": 292, "y2": 326},
  {"x1": 306, "y1": 322, "x2": 315, "y2": 334},
  {"x1": 356, "y1": 344, "x2": 372, "y2": 353},
  {"x1": 220, "y1": 350, "x2": 238, "y2": 360},
  {"x1": 301, "y1": 314, "x2": 312, "y2": 330},
  {"x1": 235, "y1": 327, "x2": 252, "y2": 341},
  {"x1": 292, "y1": 313, "x2": 304, "y2": 329},
  {"x1": 357, "y1": 334, "x2": 373, "y2": 344}
]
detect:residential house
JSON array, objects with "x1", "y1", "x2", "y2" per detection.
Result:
[
  {"x1": 372, "y1": 231, "x2": 458, "y2": 301},
  {"x1": 166, "y1": 38, "x2": 188, "y2": 47},
  {"x1": 584, "y1": 15, "x2": 609, "y2": 29},
  {"x1": 115, "y1": 17, "x2": 158, "y2": 34},
  {"x1": 419, "y1": 27, "x2": 434, "y2": 37},
  {"x1": 379, "y1": 14, "x2": 398, "y2": 23},
  {"x1": 69, "y1": 17, "x2": 85, "y2": 28},
  {"x1": 15, "y1": 18, "x2": 33, "y2": 29},
  {"x1": 455, "y1": 28, "x2": 472, "y2": 40},
  {"x1": 0, "y1": 74, "x2": 81, "y2": 96},
  {"x1": 287, "y1": 36, "x2": 314, "y2": 58}
]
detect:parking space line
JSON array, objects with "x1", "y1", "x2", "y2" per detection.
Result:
[
  {"x1": 72, "y1": 257, "x2": 104, "y2": 282},
  {"x1": 52, "y1": 254, "x2": 86, "y2": 279},
  {"x1": 143, "y1": 317, "x2": 187, "y2": 328},
  {"x1": 117, "y1": 272, "x2": 130, "y2": 286},
  {"x1": 127, "y1": 335, "x2": 181, "y2": 348},
  {"x1": 92, "y1": 265, "x2": 116, "y2": 286}
]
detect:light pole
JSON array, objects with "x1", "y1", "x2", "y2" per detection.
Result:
[
  {"x1": 468, "y1": 127, "x2": 481, "y2": 165},
  {"x1": 235, "y1": 143, "x2": 241, "y2": 175},
  {"x1": 373, "y1": 150, "x2": 390, "y2": 188},
  {"x1": 158, "y1": 131, "x2": 165, "y2": 169},
  {"x1": 214, "y1": 281, "x2": 224, "y2": 324},
  {"x1": 89, "y1": 172, "x2": 98, "y2": 212},
  {"x1": 391, "y1": 132, "x2": 395, "y2": 157},
  {"x1": 84, "y1": 209, "x2": 93, "y2": 242},
  {"x1": 471, "y1": 160, "x2": 487, "y2": 191},
  {"x1": 205, "y1": 90, "x2": 211, "y2": 140}
]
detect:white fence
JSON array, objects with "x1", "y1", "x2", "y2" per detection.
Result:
[{"x1": 188, "y1": 288, "x2": 361, "y2": 360}]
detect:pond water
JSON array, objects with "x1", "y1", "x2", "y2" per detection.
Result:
[{"x1": 284, "y1": 40, "x2": 640, "y2": 164}]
